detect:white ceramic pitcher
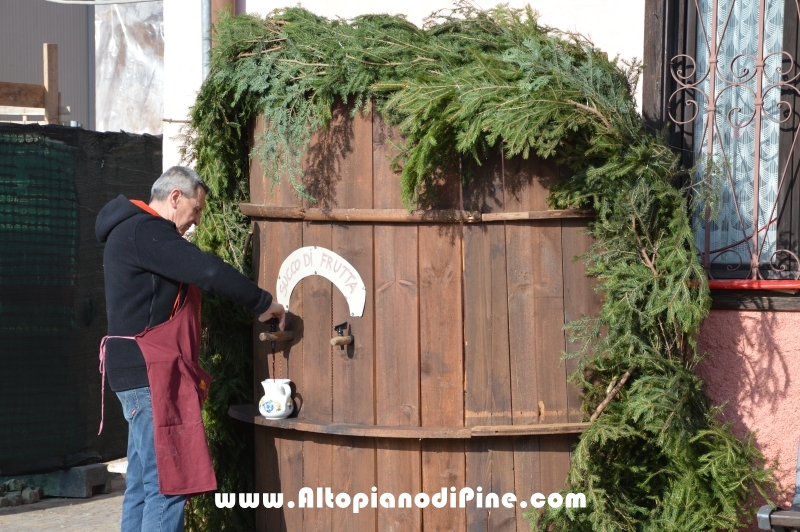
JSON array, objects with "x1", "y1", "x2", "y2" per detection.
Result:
[{"x1": 259, "y1": 379, "x2": 294, "y2": 419}]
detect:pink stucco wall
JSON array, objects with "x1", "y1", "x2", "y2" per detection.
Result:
[{"x1": 697, "y1": 309, "x2": 800, "y2": 528}]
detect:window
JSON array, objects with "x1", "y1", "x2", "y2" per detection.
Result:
[{"x1": 644, "y1": 0, "x2": 800, "y2": 288}]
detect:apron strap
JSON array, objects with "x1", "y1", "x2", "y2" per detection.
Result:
[
  {"x1": 170, "y1": 283, "x2": 184, "y2": 320},
  {"x1": 98, "y1": 335, "x2": 136, "y2": 435}
]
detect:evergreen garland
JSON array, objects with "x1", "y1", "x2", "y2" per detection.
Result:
[{"x1": 182, "y1": 4, "x2": 775, "y2": 530}]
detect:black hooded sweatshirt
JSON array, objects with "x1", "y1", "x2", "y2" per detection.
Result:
[{"x1": 95, "y1": 195, "x2": 272, "y2": 392}]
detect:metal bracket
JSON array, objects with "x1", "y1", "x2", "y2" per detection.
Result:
[{"x1": 757, "y1": 505, "x2": 797, "y2": 532}]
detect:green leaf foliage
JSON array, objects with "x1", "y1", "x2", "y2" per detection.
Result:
[{"x1": 182, "y1": 3, "x2": 775, "y2": 530}]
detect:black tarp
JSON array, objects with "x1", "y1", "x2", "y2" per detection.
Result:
[{"x1": 0, "y1": 123, "x2": 161, "y2": 475}]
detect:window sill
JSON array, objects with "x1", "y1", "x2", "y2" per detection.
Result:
[
  {"x1": 710, "y1": 289, "x2": 800, "y2": 311},
  {"x1": 708, "y1": 280, "x2": 800, "y2": 293}
]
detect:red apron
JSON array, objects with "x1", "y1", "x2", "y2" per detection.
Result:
[{"x1": 99, "y1": 284, "x2": 217, "y2": 496}]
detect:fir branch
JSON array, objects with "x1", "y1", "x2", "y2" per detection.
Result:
[
  {"x1": 237, "y1": 45, "x2": 283, "y2": 58},
  {"x1": 590, "y1": 365, "x2": 636, "y2": 422},
  {"x1": 567, "y1": 99, "x2": 612, "y2": 129}
]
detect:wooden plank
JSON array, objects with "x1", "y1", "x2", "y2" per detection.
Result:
[
  {"x1": 463, "y1": 220, "x2": 494, "y2": 531},
  {"x1": 505, "y1": 221, "x2": 540, "y2": 426},
  {"x1": 642, "y1": 0, "x2": 667, "y2": 131},
  {"x1": 562, "y1": 219, "x2": 600, "y2": 422},
  {"x1": 303, "y1": 433, "x2": 333, "y2": 532},
  {"x1": 278, "y1": 431, "x2": 305, "y2": 532},
  {"x1": 329, "y1": 102, "x2": 376, "y2": 532},
  {"x1": 505, "y1": 155, "x2": 551, "y2": 532},
  {"x1": 463, "y1": 152, "x2": 513, "y2": 531},
  {"x1": 373, "y1": 113, "x2": 422, "y2": 532},
  {"x1": 463, "y1": 153, "x2": 512, "y2": 427},
  {"x1": 211, "y1": 0, "x2": 235, "y2": 25},
  {"x1": 465, "y1": 437, "x2": 491, "y2": 532},
  {"x1": 377, "y1": 439, "x2": 422, "y2": 532},
  {"x1": 252, "y1": 219, "x2": 304, "y2": 384},
  {"x1": 0, "y1": 82, "x2": 44, "y2": 109},
  {"x1": 488, "y1": 438, "x2": 517, "y2": 532},
  {"x1": 481, "y1": 210, "x2": 592, "y2": 221},
  {"x1": 250, "y1": 116, "x2": 306, "y2": 532},
  {"x1": 422, "y1": 440, "x2": 466, "y2": 532},
  {"x1": 513, "y1": 437, "x2": 541, "y2": 532},
  {"x1": 43, "y1": 44, "x2": 58, "y2": 125},
  {"x1": 228, "y1": 405, "x2": 472, "y2": 440},
  {"x1": 331, "y1": 436, "x2": 376, "y2": 532},
  {"x1": 281, "y1": 225, "x2": 306, "y2": 382},
  {"x1": 301, "y1": 220, "x2": 332, "y2": 532},
  {"x1": 419, "y1": 223, "x2": 463, "y2": 427},
  {"x1": 505, "y1": 155, "x2": 553, "y2": 427},
  {"x1": 419, "y1": 167, "x2": 464, "y2": 531},
  {"x1": 503, "y1": 156, "x2": 557, "y2": 213},
  {"x1": 253, "y1": 221, "x2": 273, "y2": 399},
  {"x1": 419, "y1": 225, "x2": 464, "y2": 426},
  {"x1": 0, "y1": 105, "x2": 70, "y2": 116},
  {"x1": 281, "y1": 226, "x2": 305, "y2": 401},
  {"x1": 464, "y1": 441, "x2": 520, "y2": 530},
  {"x1": 330, "y1": 103, "x2": 374, "y2": 423},
  {"x1": 232, "y1": 405, "x2": 589, "y2": 438},
  {"x1": 240, "y1": 204, "x2": 592, "y2": 223},
  {"x1": 538, "y1": 435, "x2": 571, "y2": 495},
  {"x1": 470, "y1": 423, "x2": 590, "y2": 437},
  {"x1": 301, "y1": 222, "x2": 333, "y2": 419},
  {"x1": 533, "y1": 221, "x2": 568, "y2": 425},
  {"x1": 254, "y1": 427, "x2": 282, "y2": 532},
  {"x1": 373, "y1": 226, "x2": 420, "y2": 426},
  {"x1": 251, "y1": 176, "x2": 305, "y2": 531},
  {"x1": 372, "y1": 116, "x2": 405, "y2": 210},
  {"x1": 239, "y1": 204, "x2": 481, "y2": 223},
  {"x1": 249, "y1": 116, "x2": 305, "y2": 208}
]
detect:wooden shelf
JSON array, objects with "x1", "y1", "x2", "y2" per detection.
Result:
[
  {"x1": 229, "y1": 404, "x2": 590, "y2": 439},
  {"x1": 239, "y1": 203, "x2": 593, "y2": 224}
]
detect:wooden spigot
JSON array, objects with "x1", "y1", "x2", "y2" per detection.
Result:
[
  {"x1": 331, "y1": 322, "x2": 353, "y2": 350},
  {"x1": 259, "y1": 318, "x2": 293, "y2": 350},
  {"x1": 258, "y1": 330, "x2": 294, "y2": 342}
]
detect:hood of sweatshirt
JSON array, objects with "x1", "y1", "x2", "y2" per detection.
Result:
[{"x1": 95, "y1": 194, "x2": 150, "y2": 243}]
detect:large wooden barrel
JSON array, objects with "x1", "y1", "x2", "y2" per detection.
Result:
[{"x1": 230, "y1": 105, "x2": 601, "y2": 531}]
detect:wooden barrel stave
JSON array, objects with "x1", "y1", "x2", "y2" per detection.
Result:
[{"x1": 246, "y1": 107, "x2": 599, "y2": 532}]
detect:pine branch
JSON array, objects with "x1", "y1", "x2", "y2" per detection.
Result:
[{"x1": 567, "y1": 99, "x2": 612, "y2": 129}]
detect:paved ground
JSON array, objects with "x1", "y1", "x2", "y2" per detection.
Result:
[{"x1": 0, "y1": 472, "x2": 125, "y2": 531}]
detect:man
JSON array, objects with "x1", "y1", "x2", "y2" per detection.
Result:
[{"x1": 95, "y1": 166, "x2": 285, "y2": 532}]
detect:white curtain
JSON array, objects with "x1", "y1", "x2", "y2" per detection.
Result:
[
  {"x1": 693, "y1": 0, "x2": 784, "y2": 268},
  {"x1": 95, "y1": 4, "x2": 164, "y2": 134}
]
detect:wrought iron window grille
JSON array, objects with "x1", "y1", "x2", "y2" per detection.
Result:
[{"x1": 668, "y1": 0, "x2": 800, "y2": 287}]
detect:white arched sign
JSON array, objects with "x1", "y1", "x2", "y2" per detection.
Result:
[{"x1": 276, "y1": 246, "x2": 366, "y2": 317}]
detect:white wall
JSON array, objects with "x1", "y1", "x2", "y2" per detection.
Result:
[{"x1": 163, "y1": 0, "x2": 204, "y2": 169}]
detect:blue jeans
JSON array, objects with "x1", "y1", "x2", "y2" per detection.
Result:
[{"x1": 116, "y1": 387, "x2": 187, "y2": 532}]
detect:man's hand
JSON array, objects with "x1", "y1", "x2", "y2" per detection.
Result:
[{"x1": 258, "y1": 301, "x2": 286, "y2": 330}]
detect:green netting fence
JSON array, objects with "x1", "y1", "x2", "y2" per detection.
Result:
[{"x1": 0, "y1": 123, "x2": 161, "y2": 475}]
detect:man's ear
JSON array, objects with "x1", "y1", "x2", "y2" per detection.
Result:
[{"x1": 169, "y1": 189, "x2": 182, "y2": 209}]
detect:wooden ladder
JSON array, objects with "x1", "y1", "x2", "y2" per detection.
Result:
[{"x1": 0, "y1": 43, "x2": 68, "y2": 124}]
